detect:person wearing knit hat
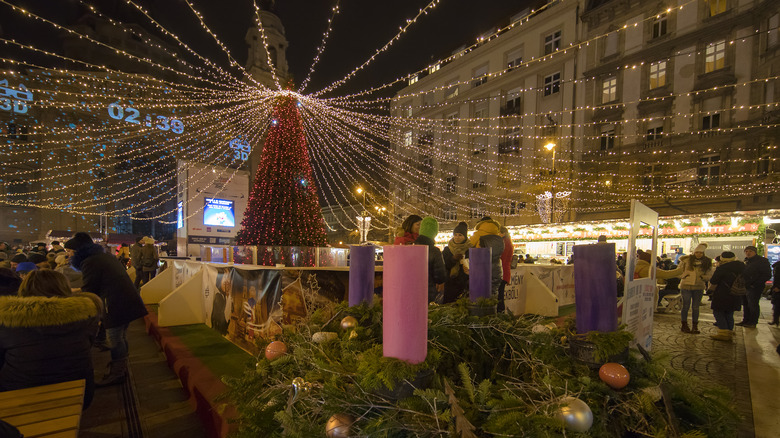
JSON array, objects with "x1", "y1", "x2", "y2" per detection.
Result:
[
  {"x1": 413, "y1": 217, "x2": 447, "y2": 303},
  {"x1": 706, "y1": 251, "x2": 745, "y2": 340},
  {"x1": 10, "y1": 253, "x2": 27, "y2": 271},
  {"x1": 468, "y1": 216, "x2": 505, "y2": 295},
  {"x1": 442, "y1": 221, "x2": 472, "y2": 303},
  {"x1": 67, "y1": 231, "x2": 147, "y2": 387},
  {"x1": 656, "y1": 242, "x2": 714, "y2": 334}
]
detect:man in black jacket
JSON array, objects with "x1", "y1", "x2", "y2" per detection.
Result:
[
  {"x1": 414, "y1": 217, "x2": 447, "y2": 303},
  {"x1": 65, "y1": 232, "x2": 148, "y2": 386},
  {"x1": 736, "y1": 245, "x2": 772, "y2": 328}
]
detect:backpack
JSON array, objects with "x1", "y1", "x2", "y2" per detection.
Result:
[{"x1": 729, "y1": 273, "x2": 747, "y2": 296}]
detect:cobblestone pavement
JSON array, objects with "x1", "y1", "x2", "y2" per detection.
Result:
[{"x1": 651, "y1": 302, "x2": 753, "y2": 438}]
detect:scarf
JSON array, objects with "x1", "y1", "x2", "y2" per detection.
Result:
[{"x1": 447, "y1": 239, "x2": 472, "y2": 277}]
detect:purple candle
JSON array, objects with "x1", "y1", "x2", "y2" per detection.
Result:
[
  {"x1": 382, "y1": 245, "x2": 428, "y2": 364},
  {"x1": 349, "y1": 245, "x2": 375, "y2": 306},
  {"x1": 573, "y1": 243, "x2": 618, "y2": 333},
  {"x1": 469, "y1": 247, "x2": 491, "y2": 301}
]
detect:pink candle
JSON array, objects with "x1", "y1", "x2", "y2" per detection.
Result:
[{"x1": 382, "y1": 245, "x2": 428, "y2": 364}]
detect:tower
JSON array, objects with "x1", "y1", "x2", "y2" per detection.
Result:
[{"x1": 245, "y1": 1, "x2": 289, "y2": 89}]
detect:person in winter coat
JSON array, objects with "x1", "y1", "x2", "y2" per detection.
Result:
[
  {"x1": 117, "y1": 243, "x2": 131, "y2": 267},
  {"x1": 65, "y1": 232, "x2": 148, "y2": 387},
  {"x1": 0, "y1": 270, "x2": 102, "y2": 408},
  {"x1": 55, "y1": 253, "x2": 83, "y2": 289},
  {"x1": 0, "y1": 268, "x2": 20, "y2": 296},
  {"x1": 130, "y1": 236, "x2": 144, "y2": 290},
  {"x1": 468, "y1": 217, "x2": 505, "y2": 295},
  {"x1": 707, "y1": 251, "x2": 745, "y2": 341},
  {"x1": 770, "y1": 259, "x2": 780, "y2": 326},
  {"x1": 736, "y1": 245, "x2": 772, "y2": 328},
  {"x1": 657, "y1": 243, "x2": 714, "y2": 334},
  {"x1": 414, "y1": 217, "x2": 446, "y2": 303},
  {"x1": 498, "y1": 227, "x2": 514, "y2": 312},
  {"x1": 441, "y1": 221, "x2": 471, "y2": 304},
  {"x1": 138, "y1": 237, "x2": 159, "y2": 286},
  {"x1": 394, "y1": 215, "x2": 422, "y2": 245},
  {"x1": 634, "y1": 250, "x2": 652, "y2": 279}
]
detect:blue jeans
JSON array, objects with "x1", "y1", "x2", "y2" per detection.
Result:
[
  {"x1": 712, "y1": 309, "x2": 735, "y2": 330},
  {"x1": 741, "y1": 287, "x2": 763, "y2": 325},
  {"x1": 106, "y1": 324, "x2": 129, "y2": 361},
  {"x1": 681, "y1": 288, "x2": 704, "y2": 323}
]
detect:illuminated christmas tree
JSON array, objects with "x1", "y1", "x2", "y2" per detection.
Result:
[{"x1": 236, "y1": 95, "x2": 327, "y2": 248}]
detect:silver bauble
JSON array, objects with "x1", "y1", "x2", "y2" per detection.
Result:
[
  {"x1": 325, "y1": 413, "x2": 354, "y2": 438},
  {"x1": 557, "y1": 396, "x2": 593, "y2": 432}
]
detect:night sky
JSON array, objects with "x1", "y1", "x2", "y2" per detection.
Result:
[{"x1": 1, "y1": 0, "x2": 536, "y2": 97}]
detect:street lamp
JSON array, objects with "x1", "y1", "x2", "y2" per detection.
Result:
[{"x1": 544, "y1": 142, "x2": 557, "y2": 222}]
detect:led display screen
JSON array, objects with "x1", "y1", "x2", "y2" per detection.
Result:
[
  {"x1": 177, "y1": 201, "x2": 183, "y2": 229},
  {"x1": 203, "y1": 198, "x2": 235, "y2": 227}
]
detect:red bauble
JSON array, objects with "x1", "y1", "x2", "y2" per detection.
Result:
[
  {"x1": 599, "y1": 362, "x2": 630, "y2": 389},
  {"x1": 265, "y1": 341, "x2": 288, "y2": 361}
]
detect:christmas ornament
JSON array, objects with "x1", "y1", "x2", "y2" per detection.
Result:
[
  {"x1": 557, "y1": 397, "x2": 593, "y2": 432},
  {"x1": 292, "y1": 377, "x2": 306, "y2": 402},
  {"x1": 265, "y1": 341, "x2": 288, "y2": 361},
  {"x1": 599, "y1": 362, "x2": 630, "y2": 389},
  {"x1": 312, "y1": 331, "x2": 338, "y2": 343},
  {"x1": 340, "y1": 316, "x2": 358, "y2": 330},
  {"x1": 325, "y1": 413, "x2": 354, "y2": 438}
]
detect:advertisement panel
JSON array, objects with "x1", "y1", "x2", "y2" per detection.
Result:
[{"x1": 203, "y1": 198, "x2": 235, "y2": 227}]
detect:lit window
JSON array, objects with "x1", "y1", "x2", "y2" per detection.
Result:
[
  {"x1": 403, "y1": 131, "x2": 413, "y2": 147},
  {"x1": 428, "y1": 63, "x2": 440, "y2": 74},
  {"x1": 443, "y1": 206, "x2": 457, "y2": 221},
  {"x1": 707, "y1": 0, "x2": 727, "y2": 17},
  {"x1": 649, "y1": 60, "x2": 667, "y2": 89},
  {"x1": 445, "y1": 81, "x2": 459, "y2": 99},
  {"x1": 544, "y1": 30, "x2": 562, "y2": 55},
  {"x1": 652, "y1": 13, "x2": 668, "y2": 38},
  {"x1": 446, "y1": 176, "x2": 457, "y2": 194},
  {"x1": 544, "y1": 72, "x2": 561, "y2": 96},
  {"x1": 698, "y1": 154, "x2": 720, "y2": 185},
  {"x1": 602, "y1": 76, "x2": 617, "y2": 102},
  {"x1": 705, "y1": 40, "x2": 726, "y2": 73},
  {"x1": 409, "y1": 75, "x2": 418, "y2": 85}
]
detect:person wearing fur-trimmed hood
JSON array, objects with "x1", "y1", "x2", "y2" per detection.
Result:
[
  {"x1": 468, "y1": 217, "x2": 505, "y2": 295},
  {"x1": 0, "y1": 270, "x2": 102, "y2": 408}
]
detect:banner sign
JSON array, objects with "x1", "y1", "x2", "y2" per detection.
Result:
[
  {"x1": 514, "y1": 223, "x2": 759, "y2": 242},
  {"x1": 188, "y1": 235, "x2": 234, "y2": 245}
]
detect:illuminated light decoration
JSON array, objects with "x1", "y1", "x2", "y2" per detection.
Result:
[
  {"x1": 271, "y1": 118, "x2": 279, "y2": 126},
  {"x1": 298, "y1": 1, "x2": 341, "y2": 93},
  {"x1": 236, "y1": 95, "x2": 327, "y2": 246}
]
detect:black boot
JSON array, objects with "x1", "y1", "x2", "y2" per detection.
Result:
[{"x1": 96, "y1": 359, "x2": 128, "y2": 387}]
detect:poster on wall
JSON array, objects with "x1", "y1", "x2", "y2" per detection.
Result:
[
  {"x1": 227, "y1": 268, "x2": 283, "y2": 343},
  {"x1": 202, "y1": 265, "x2": 233, "y2": 335},
  {"x1": 767, "y1": 245, "x2": 779, "y2": 283}
]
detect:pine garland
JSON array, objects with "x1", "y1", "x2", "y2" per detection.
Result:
[{"x1": 223, "y1": 299, "x2": 739, "y2": 437}]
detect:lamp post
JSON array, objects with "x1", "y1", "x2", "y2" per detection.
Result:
[{"x1": 544, "y1": 142, "x2": 557, "y2": 223}]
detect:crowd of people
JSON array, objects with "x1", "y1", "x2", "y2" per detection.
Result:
[{"x1": 0, "y1": 234, "x2": 153, "y2": 409}]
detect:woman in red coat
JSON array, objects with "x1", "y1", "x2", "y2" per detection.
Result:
[{"x1": 393, "y1": 215, "x2": 422, "y2": 245}]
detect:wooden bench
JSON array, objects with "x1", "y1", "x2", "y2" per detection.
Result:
[{"x1": 0, "y1": 379, "x2": 86, "y2": 438}]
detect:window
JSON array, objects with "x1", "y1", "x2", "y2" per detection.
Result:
[
  {"x1": 443, "y1": 205, "x2": 457, "y2": 221},
  {"x1": 472, "y1": 171, "x2": 486, "y2": 189},
  {"x1": 602, "y1": 76, "x2": 617, "y2": 103},
  {"x1": 422, "y1": 92, "x2": 434, "y2": 106},
  {"x1": 603, "y1": 31, "x2": 618, "y2": 57},
  {"x1": 473, "y1": 105, "x2": 488, "y2": 120},
  {"x1": 472, "y1": 137, "x2": 487, "y2": 155},
  {"x1": 652, "y1": 13, "x2": 667, "y2": 38},
  {"x1": 419, "y1": 132, "x2": 433, "y2": 147},
  {"x1": 446, "y1": 176, "x2": 457, "y2": 194},
  {"x1": 502, "y1": 88, "x2": 522, "y2": 115},
  {"x1": 501, "y1": 201, "x2": 524, "y2": 216},
  {"x1": 403, "y1": 131, "x2": 413, "y2": 147},
  {"x1": 757, "y1": 151, "x2": 771, "y2": 177},
  {"x1": 600, "y1": 126, "x2": 615, "y2": 150},
  {"x1": 469, "y1": 203, "x2": 484, "y2": 219},
  {"x1": 472, "y1": 64, "x2": 489, "y2": 87},
  {"x1": 445, "y1": 112, "x2": 459, "y2": 129},
  {"x1": 421, "y1": 155, "x2": 433, "y2": 174},
  {"x1": 649, "y1": 60, "x2": 667, "y2": 88},
  {"x1": 707, "y1": 0, "x2": 726, "y2": 17},
  {"x1": 428, "y1": 63, "x2": 440, "y2": 74},
  {"x1": 705, "y1": 40, "x2": 726, "y2": 73},
  {"x1": 642, "y1": 164, "x2": 663, "y2": 190},
  {"x1": 698, "y1": 154, "x2": 720, "y2": 185},
  {"x1": 769, "y1": 13, "x2": 779, "y2": 48},
  {"x1": 702, "y1": 113, "x2": 720, "y2": 130},
  {"x1": 646, "y1": 126, "x2": 663, "y2": 141},
  {"x1": 543, "y1": 72, "x2": 561, "y2": 96},
  {"x1": 444, "y1": 80, "x2": 459, "y2": 99},
  {"x1": 409, "y1": 75, "x2": 418, "y2": 85},
  {"x1": 506, "y1": 48, "x2": 523, "y2": 69},
  {"x1": 544, "y1": 30, "x2": 561, "y2": 54}
]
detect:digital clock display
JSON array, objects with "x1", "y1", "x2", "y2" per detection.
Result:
[{"x1": 107, "y1": 102, "x2": 184, "y2": 134}]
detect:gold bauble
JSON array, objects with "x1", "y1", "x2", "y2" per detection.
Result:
[
  {"x1": 340, "y1": 316, "x2": 358, "y2": 330},
  {"x1": 325, "y1": 413, "x2": 354, "y2": 438}
]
